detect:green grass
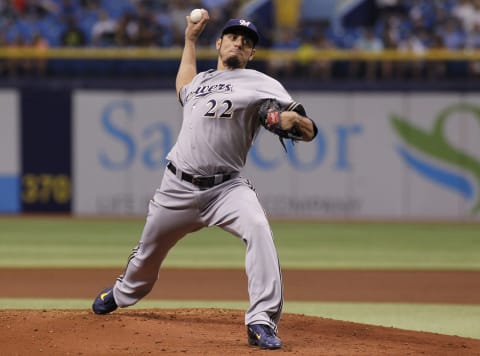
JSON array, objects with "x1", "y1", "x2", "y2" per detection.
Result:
[
  {"x1": 0, "y1": 217, "x2": 479, "y2": 269},
  {"x1": 297, "y1": 302, "x2": 480, "y2": 340},
  {"x1": 1, "y1": 299, "x2": 479, "y2": 340}
]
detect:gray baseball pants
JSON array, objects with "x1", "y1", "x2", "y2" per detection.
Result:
[{"x1": 112, "y1": 167, "x2": 283, "y2": 329}]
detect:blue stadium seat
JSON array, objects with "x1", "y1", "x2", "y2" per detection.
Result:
[
  {"x1": 101, "y1": 0, "x2": 135, "y2": 19},
  {"x1": 12, "y1": 19, "x2": 37, "y2": 42},
  {"x1": 38, "y1": 16, "x2": 65, "y2": 47},
  {"x1": 78, "y1": 11, "x2": 99, "y2": 43}
]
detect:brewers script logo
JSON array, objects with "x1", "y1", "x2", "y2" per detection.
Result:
[
  {"x1": 391, "y1": 103, "x2": 480, "y2": 214},
  {"x1": 186, "y1": 83, "x2": 233, "y2": 101}
]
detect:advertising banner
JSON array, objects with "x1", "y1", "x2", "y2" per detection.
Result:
[
  {"x1": 73, "y1": 91, "x2": 183, "y2": 215},
  {"x1": 73, "y1": 91, "x2": 480, "y2": 220}
]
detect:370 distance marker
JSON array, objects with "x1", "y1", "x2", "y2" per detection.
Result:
[{"x1": 22, "y1": 173, "x2": 71, "y2": 205}]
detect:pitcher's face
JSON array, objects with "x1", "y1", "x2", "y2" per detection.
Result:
[{"x1": 216, "y1": 32, "x2": 256, "y2": 69}]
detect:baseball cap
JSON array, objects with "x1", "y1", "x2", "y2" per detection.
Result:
[{"x1": 221, "y1": 19, "x2": 259, "y2": 46}]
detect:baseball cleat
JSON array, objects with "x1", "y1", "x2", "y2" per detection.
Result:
[
  {"x1": 247, "y1": 324, "x2": 282, "y2": 350},
  {"x1": 92, "y1": 287, "x2": 118, "y2": 314}
]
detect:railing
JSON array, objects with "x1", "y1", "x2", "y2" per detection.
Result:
[{"x1": 1, "y1": 47, "x2": 480, "y2": 61}]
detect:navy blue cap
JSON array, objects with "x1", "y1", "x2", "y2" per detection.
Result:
[{"x1": 221, "y1": 19, "x2": 259, "y2": 46}]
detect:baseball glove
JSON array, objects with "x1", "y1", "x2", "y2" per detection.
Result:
[{"x1": 258, "y1": 98, "x2": 303, "y2": 151}]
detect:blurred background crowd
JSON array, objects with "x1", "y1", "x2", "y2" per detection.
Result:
[{"x1": 1, "y1": 0, "x2": 480, "y2": 81}]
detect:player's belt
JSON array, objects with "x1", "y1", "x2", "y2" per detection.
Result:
[{"x1": 167, "y1": 162, "x2": 237, "y2": 188}]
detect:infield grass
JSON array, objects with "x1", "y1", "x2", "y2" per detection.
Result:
[{"x1": 0, "y1": 217, "x2": 479, "y2": 269}]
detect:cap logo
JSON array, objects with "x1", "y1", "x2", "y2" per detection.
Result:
[{"x1": 239, "y1": 20, "x2": 251, "y2": 27}]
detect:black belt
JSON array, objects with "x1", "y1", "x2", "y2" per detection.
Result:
[{"x1": 167, "y1": 162, "x2": 236, "y2": 188}]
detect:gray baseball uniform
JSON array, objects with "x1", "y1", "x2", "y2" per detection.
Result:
[{"x1": 112, "y1": 68, "x2": 301, "y2": 330}]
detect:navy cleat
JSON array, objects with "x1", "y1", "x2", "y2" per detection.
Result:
[
  {"x1": 92, "y1": 287, "x2": 118, "y2": 314},
  {"x1": 247, "y1": 324, "x2": 282, "y2": 350}
]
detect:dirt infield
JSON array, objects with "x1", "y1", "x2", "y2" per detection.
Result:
[{"x1": 1, "y1": 268, "x2": 480, "y2": 355}]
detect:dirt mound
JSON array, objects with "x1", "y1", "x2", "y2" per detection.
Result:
[{"x1": 2, "y1": 308, "x2": 479, "y2": 355}]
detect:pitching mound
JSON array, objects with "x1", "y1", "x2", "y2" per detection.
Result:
[{"x1": 2, "y1": 308, "x2": 480, "y2": 355}]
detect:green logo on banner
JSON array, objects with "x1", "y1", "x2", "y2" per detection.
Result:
[{"x1": 391, "y1": 103, "x2": 480, "y2": 214}]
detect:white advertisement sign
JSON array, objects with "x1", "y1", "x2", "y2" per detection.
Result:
[
  {"x1": 73, "y1": 91, "x2": 480, "y2": 220},
  {"x1": 73, "y1": 91, "x2": 183, "y2": 215},
  {"x1": 0, "y1": 90, "x2": 19, "y2": 213}
]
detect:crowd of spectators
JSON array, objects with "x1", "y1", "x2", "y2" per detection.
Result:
[
  {"x1": 0, "y1": 0, "x2": 480, "y2": 80},
  {"x1": 289, "y1": 0, "x2": 480, "y2": 80},
  {"x1": 0, "y1": 0, "x2": 246, "y2": 76},
  {"x1": 0, "y1": 0, "x2": 245, "y2": 48}
]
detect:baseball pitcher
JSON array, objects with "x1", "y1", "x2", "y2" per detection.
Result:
[{"x1": 92, "y1": 10, "x2": 318, "y2": 350}]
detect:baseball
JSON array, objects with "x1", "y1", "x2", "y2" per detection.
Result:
[{"x1": 190, "y1": 8, "x2": 203, "y2": 23}]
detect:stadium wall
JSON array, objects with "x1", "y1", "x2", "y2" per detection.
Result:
[{"x1": 1, "y1": 80, "x2": 479, "y2": 221}]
